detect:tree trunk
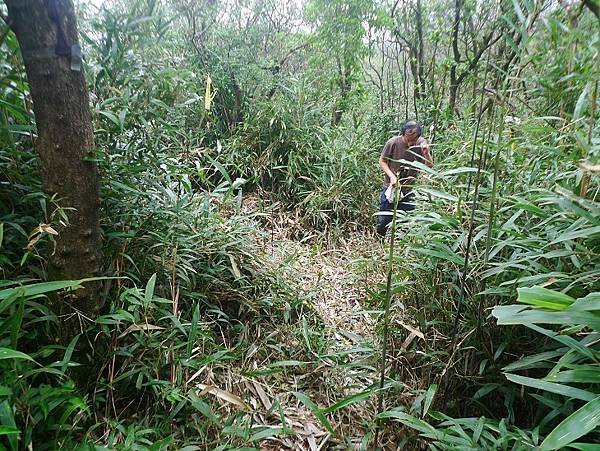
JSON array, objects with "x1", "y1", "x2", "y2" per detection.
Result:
[
  {"x1": 6, "y1": 0, "x2": 102, "y2": 338},
  {"x1": 449, "y1": 0, "x2": 463, "y2": 116},
  {"x1": 415, "y1": 0, "x2": 425, "y2": 98},
  {"x1": 331, "y1": 57, "x2": 352, "y2": 126}
]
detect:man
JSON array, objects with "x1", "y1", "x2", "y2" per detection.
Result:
[{"x1": 377, "y1": 120, "x2": 433, "y2": 237}]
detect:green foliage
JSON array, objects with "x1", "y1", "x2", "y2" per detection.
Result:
[
  {"x1": 222, "y1": 85, "x2": 381, "y2": 230},
  {"x1": 0, "y1": 281, "x2": 92, "y2": 450},
  {"x1": 381, "y1": 286, "x2": 600, "y2": 449},
  {"x1": 304, "y1": 0, "x2": 386, "y2": 122},
  {"x1": 494, "y1": 287, "x2": 600, "y2": 449}
]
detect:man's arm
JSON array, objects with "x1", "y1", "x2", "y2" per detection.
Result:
[
  {"x1": 379, "y1": 142, "x2": 398, "y2": 185},
  {"x1": 419, "y1": 138, "x2": 434, "y2": 168}
]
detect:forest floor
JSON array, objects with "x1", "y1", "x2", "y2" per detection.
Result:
[{"x1": 238, "y1": 194, "x2": 408, "y2": 450}]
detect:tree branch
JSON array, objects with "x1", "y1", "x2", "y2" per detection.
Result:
[
  {"x1": 390, "y1": 0, "x2": 401, "y2": 18},
  {"x1": 392, "y1": 30, "x2": 415, "y2": 52},
  {"x1": 278, "y1": 42, "x2": 309, "y2": 69},
  {"x1": 456, "y1": 31, "x2": 502, "y2": 85}
]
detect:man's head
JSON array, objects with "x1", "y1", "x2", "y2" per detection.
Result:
[{"x1": 401, "y1": 120, "x2": 422, "y2": 145}]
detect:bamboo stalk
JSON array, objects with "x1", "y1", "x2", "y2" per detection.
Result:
[
  {"x1": 443, "y1": 34, "x2": 495, "y2": 396},
  {"x1": 580, "y1": 80, "x2": 597, "y2": 198},
  {"x1": 374, "y1": 184, "x2": 402, "y2": 449}
]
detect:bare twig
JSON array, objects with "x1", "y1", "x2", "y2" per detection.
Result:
[{"x1": 390, "y1": 0, "x2": 401, "y2": 18}]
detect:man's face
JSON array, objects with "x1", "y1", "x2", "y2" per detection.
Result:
[{"x1": 404, "y1": 128, "x2": 419, "y2": 145}]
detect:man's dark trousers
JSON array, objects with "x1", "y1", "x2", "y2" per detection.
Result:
[{"x1": 376, "y1": 190, "x2": 415, "y2": 236}]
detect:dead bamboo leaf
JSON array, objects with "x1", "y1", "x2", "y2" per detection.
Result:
[
  {"x1": 317, "y1": 434, "x2": 331, "y2": 451},
  {"x1": 539, "y1": 277, "x2": 558, "y2": 288},
  {"x1": 196, "y1": 383, "x2": 251, "y2": 412},
  {"x1": 228, "y1": 254, "x2": 242, "y2": 279},
  {"x1": 186, "y1": 366, "x2": 207, "y2": 385},
  {"x1": 579, "y1": 161, "x2": 600, "y2": 172},
  {"x1": 307, "y1": 434, "x2": 318, "y2": 451},
  {"x1": 398, "y1": 321, "x2": 424, "y2": 339},
  {"x1": 401, "y1": 332, "x2": 417, "y2": 351},
  {"x1": 251, "y1": 380, "x2": 272, "y2": 410}
]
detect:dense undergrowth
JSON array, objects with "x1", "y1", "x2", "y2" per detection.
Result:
[{"x1": 1, "y1": 0, "x2": 599, "y2": 449}]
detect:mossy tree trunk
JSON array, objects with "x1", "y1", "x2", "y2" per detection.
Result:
[{"x1": 6, "y1": 0, "x2": 102, "y2": 339}]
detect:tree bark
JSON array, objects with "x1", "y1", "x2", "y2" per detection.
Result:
[
  {"x1": 6, "y1": 0, "x2": 102, "y2": 338},
  {"x1": 415, "y1": 0, "x2": 425, "y2": 98},
  {"x1": 331, "y1": 56, "x2": 352, "y2": 126},
  {"x1": 449, "y1": 0, "x2": 463, "y2": 116}
]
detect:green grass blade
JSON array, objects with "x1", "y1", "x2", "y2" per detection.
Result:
[
  {"x1": 291, "y1": 392, "x2": 333, "y2": 434},
  {"x1": 0, "y1": 348, "x2": 34, "y2": 361},
  {"x1": 540, "y1": 396, "x2": 600, "y2": 450},
  {"x1": 505, "y1": 374, "x2": 596, "y2": 401}
]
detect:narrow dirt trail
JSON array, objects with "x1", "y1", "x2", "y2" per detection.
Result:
[
  {"x1": 265, "y1": 236, "x2": 384, "y2": 449},
  {"x1": 240, "y1": 194, "x2": 394, "y2": 450},
  {"x1": 264, "y1": 205, "x2": 386, "y2": 347},
  {"x1": 243, "y1": 194, "x2": 385, "y2": 347},
  {"x1": 269, "y1": 233, "x2": 382, "y2": 344},
  {"x1": 234, "y1": 193, "x2": 412, "y2": 449}
]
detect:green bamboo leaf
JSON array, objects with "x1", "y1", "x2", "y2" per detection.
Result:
[
  {"x1": 568, "y1": 293, "x2": 600, "y2": 312},
  {"x1": 377, "y1": 410, "x2": 439, "y2": 436},
  {"x1": 526, "y1": 325, "x2": 598, "y2": 362},
  {"x1": 0, "y1": 348, "x2": 34, "y2": 361},
  {"x1": 249, "y1": 427, "x2": 285, "y2": 441},
  {"x1": 472, "y1": 417, "x2": 485, "y2": 444},
  {"x1": 10, "y1": 297, "x2": 24, "y2": 349},
  {"x1": 322, "y1": 389, "x2": 373, "y2": 415},
  {"x1": 567, "y1": 444, "x2": 600, "y2": 450},
  {"x1": 267, "y1": 360, "x2": 308, "y2": 368},
  {"x1": 188, "y1": 393, "x2": 220, "y2": 423},
  {"x1": 493, "y1": 305, "x2": 600, "y2": 331},
  {"x1": 517, "y1": 287, "x2": 575, "y2": 310},
  {"x1": 0, "y1": 400, "x2": 17, "y2": 450},
  {"x1": 503, "y1": 348, "x2": 568, "y2": 372},
  {"x1": 59, "y1": 335, "x2": 80, "y2": 372},
  {"x1": 98, "y1": 110, "x2": 121, "y2": 128},
  {"x1": 206, "y1": 154, "x2": 232, "y2": 184},
  {"x1": 422, "y1": 384, "x2": 437, "y2": 418},
  {"x1": 439, "y1": 167, "x2": 478, "y2": 176},
  {"x1": 573, "y1": 82, "x2": 591, "y2": 121},
  {"x1": 420, "y1": 188, "x2": 458, "y2": 202},
  {"x1": 505, "y1": 373, "x2": 596, "y2": 401},
  {"x1": 291, "y1": 392, "x2": 333, "y2": 434},
  {"x1": 0, "y1": 426, "x2": 19, "y2": 435},
  {"x1": 413, "y1": 247, "x2": 464, "y2": 265},
  {"x1": 0, "y1": 280, "x2": 83, "y2": 301},
  {"x1": 540, "y1": 396, "x2": 600, "y2": 450},
  {"x1": 0, "y1": 99, "x2": 31, "y2": 122},
  {"x1": 545, "y1": 369, "x2": 600, "y2": 384},
  {"x1": 550, "y1": 226, "x2": 600, "y2": 245},
  {"x1": 0, "y1": 290, "x2": 21, "y2": 316},
  {"x1": 0, "y1": 386, "x2": 12, "y2": 397},
  {"x1": 511, "y1": 0, "x2": 526, "y2": 24},
  {"x1": 144, "y1": 273, "x2": 157, "y2": 302}
]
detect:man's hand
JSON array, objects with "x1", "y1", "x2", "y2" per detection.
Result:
[
  {"x1": 422, "y1": 143, "x2": 433, "y2": 168},
  {"x1": 379, "y1": 154, "x2": 398, "y2": 185}
]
